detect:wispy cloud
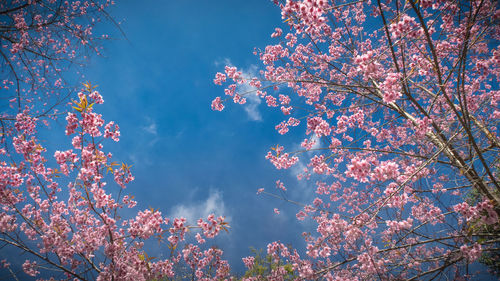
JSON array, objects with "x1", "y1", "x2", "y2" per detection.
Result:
[
  {"x1": 309, "y1": 135, "x2": 321, "y2": 150},
  {"x1": 241, "y1": 86, "x2": 262, "y2": 121},
  {"x1": 214, "y1": 58, "x2": 232, "y2": 68},
  {"x1": 289, "y1": 134, "x2": 323, "y2": 179},
  {"x1": 139, "y1": 117, "x2": 160, "y2": 149},
  {"x1": 142, "y1": 117, "x2": 158, "y2": 135},
  {"x1": 170, "y1": 189, "x2": 229, "y2": 224}
]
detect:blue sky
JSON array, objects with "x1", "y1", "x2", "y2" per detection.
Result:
[
  {"x1": 78, "y1": 0, "x2": 311, "y2": 274},
  {"x1": 79, "y1": 1, "x2": 498, "y2": 277},
  {"x1": 2, "y1": 1, "x2": 496, "y2": 279}
]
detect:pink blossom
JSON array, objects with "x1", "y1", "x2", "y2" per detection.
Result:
[
  {"x1": 276, "y1": 180, "x2": 287, "y2": 191},
  {"x1": 15, "y1": 110, "x2": 38, "y2": 135},
  {"x1": 104, "y1": 121, "x2": 120, "y2": 141},
  {"x1": 81, "y1": 112, "x2": 104, "y2": 137},
  {"x1": 271, "y1": 28, "x2": 283, "y2": 38},
  {"x1": 211, "y1": 97, "x2": 225, "y2": 111},
  {"x1": 389, "y1": 15, "x2": 419, "y2": 39},
  {"x1": 265, "y1": 95, "x2": 278, "y2": 107},
  {"x1": 213, "y1": 72, "x2": 227, "y2": 85},
  {"x1": 265, "y1": 145, "x2": 299, "y2": 169},
  {"x1": 307, "y1": 116, "x2": 331, "y2": 137},
  {"x1": 355, "y1": 51, "x2": 382, "y2": 79},
  {"x1": 372, "y1": 161, "x2": 399, "y2": 181},
  {"x1": 89, "y1": 90, "x2": 104, "y2": 104},
  {"x1": 346, "y1": 157, "x2": 371, "y2": 182},
  {"x1": 22, "y1": 260, "x2": 39, "y2": 277},
  {"x1": 242, "y1": 256, "x2": 255, "y2": 269},
  {"x1": 460, "y1": 243, "x2": 482, "y2": 261},
  {"x1": 380, "y1": 72, "x2": 402, "y2": 103}
]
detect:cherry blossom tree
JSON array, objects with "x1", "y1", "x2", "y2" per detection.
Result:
[
  {"x1": 0, "y1": 1, "x2": 231, "y2": 280},
  {"x1": 1, "y1": 83, "x2": 231, "y2": 280},
  {"x1": 213, "y1": 0, "x2": 500, "y2": 279},
  {"x1": 0, "y1": 0, "x2": 118, "y2": 116}
]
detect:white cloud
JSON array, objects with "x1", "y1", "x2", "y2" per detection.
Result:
[
  {"x1": 214, "y1": 57, "x2": 233, "y2": 68},
  {"x1": 139, "y1": 117, "x2": 160, "y2": 148},
  {"x1": 309, "y1": 134, "x2": 321, "y2": 150},
  {"x1": 283, "y1": 135, "x2": 329, "y2": 205},
  {"x1": 241, "y1": 86, "x2": 262, "y2": 121},
  {"x1": 142, "y1": 117, "x2": 158, "y2": 135},
  {"x1": 290, "y1": 158, "x2": 307, "y2": 181},
  {"x1": 170, "y1": 189, "x2": 229, "y2": 224}
]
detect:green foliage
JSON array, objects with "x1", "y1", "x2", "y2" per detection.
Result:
[
  {"x1": 465, "y1": 186, "x2": 500, "y2": 276},
  {"x1": 240, "y1": 248, "x2": 296, "y2": 281},
  {"x1": 479, "y1": 251, "x2": 500, "y2": 276}
]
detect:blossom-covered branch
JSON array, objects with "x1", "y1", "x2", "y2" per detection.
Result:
[{"x1": 213, "y1": 0, "x2": 500, "y2": 279}]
